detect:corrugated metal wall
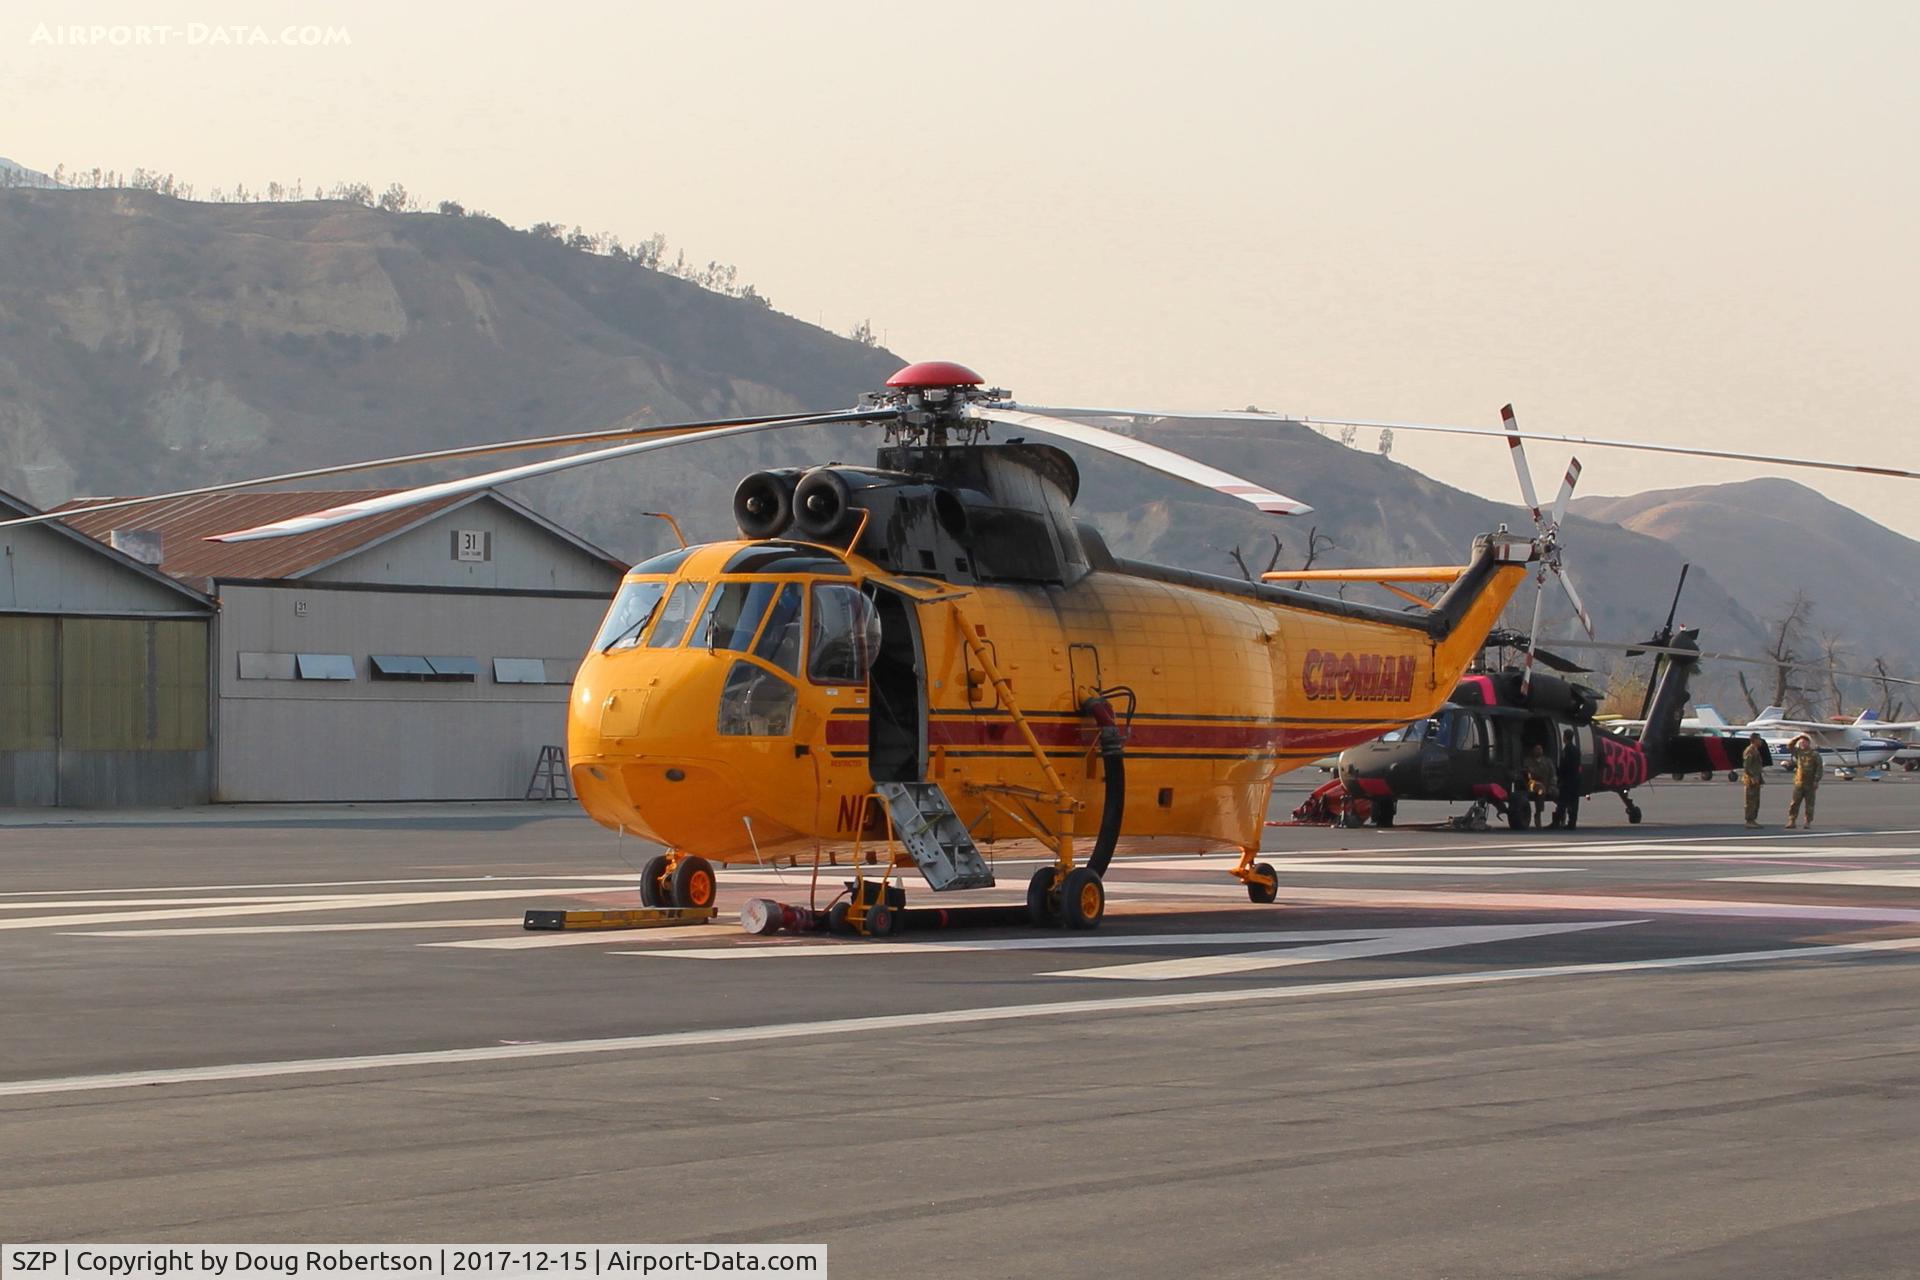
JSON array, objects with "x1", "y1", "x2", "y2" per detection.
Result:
[{"x1": 0, "y1": 616, "x2": 211, "y2": 806}]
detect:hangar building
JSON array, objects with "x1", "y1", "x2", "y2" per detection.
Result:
[
  {"x1": 54, "y1": 489, "x2": 627, "y2": 803},
  {"x1": 1, "y1": 487, "x2": 217, "y2": 806}
]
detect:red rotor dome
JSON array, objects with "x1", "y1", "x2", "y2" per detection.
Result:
[{"x1": 886, "y1": 360, "x2": 986, "y2": 389}]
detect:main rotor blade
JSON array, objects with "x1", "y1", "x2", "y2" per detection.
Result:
[
  {"x1": 998, "y1": 403, "x2": 1920, "y2": 483},
  {"x1": 1554, "y1": 565, "x2": 1596, "y2": 637},
  {"x1": 1549, "y1": 457, "x2": 1583, "y2": 529},
  {"x1": 209, "y1": 409, "x2": 895, "y2": 542},
  {"x1": 1503, "y1": 405, "x2": 1543, "y2": 525},
  {"x1": 964, "y1": 405, "x2": 1311, "y2": 515},
  {"x1": 0, "y1": 409, "x2": 858, "y2": 534},
  {"x1": 1538, "y1": 637, "x2": 1920, "y2": 688},
  {"x1": 1521, "y1": 572, "x2": 1548, "y2": 694}
]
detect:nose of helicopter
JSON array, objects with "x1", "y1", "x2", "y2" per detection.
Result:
[
  {"x1": 1338, "y1": 740, "x2": 1425, "y2": 796},
  {"x1": 567, "y1": 645, "x2": 814, "y2": 858}
]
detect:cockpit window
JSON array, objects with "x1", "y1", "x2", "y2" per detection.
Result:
[
  {"x1": 694, "y1": 582, "x2": 777, "y2": 653},
  {"x1": 716, "y1": 660, "x2": 797, "y2": 736},
  {"x1": 645, "y1": 581, "x2": 709, "y2": 649},
  {"x1": 753, "y1": 582, "x2": 804, "y2": 674},
  {"x1": 593, "y1": 580, "x2": 667, "y2": 652},
  {"x1": 808, "y1": 583, "x2": 880, "y2": 685},
  {"x1": 629, "y1": 546, "x2": 698, "y2": 575}
]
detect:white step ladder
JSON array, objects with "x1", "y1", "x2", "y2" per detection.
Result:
[{"x1": 873, "y1": 781, "x2": 995, "y2": 891}]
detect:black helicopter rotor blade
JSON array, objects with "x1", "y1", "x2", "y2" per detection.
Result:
[{"x1": 1538, "y1": 636, "x2": 1920, "y2": 688}]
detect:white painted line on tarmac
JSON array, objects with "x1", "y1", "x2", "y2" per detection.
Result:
[
  {"x1": 0, "y1": 875, "x2": 643, "y2": 899},
  {"x1": 1095, "y1": 882, "x2": 1920, "y2": 922},
  {"x1": 0, "y1": 896, "x2": 321, "y2": 911},
  {"x1": 1126, "y1": 860, "x2": 1573, "y2": 876},
  {"x1": 66, "y1": 919, "x2": 517, "y2": 938},
  {"x1": 0, "y1": 886, "x2": 632, "y2": 932},
  {"x1": 430, "y1": 924, "x2": 742, "y2": 949},
  {"x1": 614, "y1": 928, "x2": 1434, "y2": 961},
  {"x1": 6, "y1": 935, "x2": 1920, "y2": 1099},
  {"x1": 1716, "y1": 869, "x2": 1920, "y2": 889},
  {"x1": 1045, "y1": 920, "x2": 1634, "y2": 981}
]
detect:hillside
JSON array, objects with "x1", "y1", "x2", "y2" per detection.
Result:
[
  {"x1": 2, "y1": 186, "x2": 1907, "y2": 711},
  {"x1": 1574, "y1": 479, "x2": 1920, "y2": 696}
]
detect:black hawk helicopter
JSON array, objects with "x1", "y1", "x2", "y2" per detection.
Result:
[{"x1": 1299, "y1": 570, "x2": 1753, "y2": 830}]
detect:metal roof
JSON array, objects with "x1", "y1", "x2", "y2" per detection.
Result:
[
  {"x1": 50, "y1": 489, "x2": 626, "y2": 588},
  {"x1": 0, "y1": 486, "x2": 215, "y2": 609}
]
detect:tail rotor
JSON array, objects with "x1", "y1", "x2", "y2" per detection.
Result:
[{"x1": 1503, "y1": 405, "x2": 1595, "y2": 691}]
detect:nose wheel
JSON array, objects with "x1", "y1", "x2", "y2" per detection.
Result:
[
  {"x1": 1026, "y1": 866, "x2": 1106, "y2": 928},
  {"x1": 640, "y1": 852, "x2": 717, "y2": 910}
]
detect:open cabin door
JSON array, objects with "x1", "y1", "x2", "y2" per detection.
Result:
[{"x1": 865, "y1": 587, "x2": 927, "y2": 784}]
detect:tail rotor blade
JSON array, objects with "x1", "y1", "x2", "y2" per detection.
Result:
[
  {"x1": 1502, "y1": 405, "x2": 1543, "y2": 525},
  {"x1": 1556, "y1": 566, "x2": 1596, "y2": 638},
  {"x1": 1549, "y1": 457, "x2": 1583, "y2": 529}
]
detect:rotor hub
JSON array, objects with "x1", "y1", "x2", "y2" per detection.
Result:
[{"x1": 866, "y1": 360, "x2": 1007, "y2": 446}]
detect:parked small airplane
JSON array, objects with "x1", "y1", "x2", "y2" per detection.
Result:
[{"x1": 1693, "y1": 706, "x2": 1903, "y2": 772}]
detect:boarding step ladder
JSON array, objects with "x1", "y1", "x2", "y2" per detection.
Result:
[
  {"x1": 873, "y1": 781, "x2": 995, "y2": 891},
  {"x1": 524, "y1": 744, "x2": 573, "y2": 801}
]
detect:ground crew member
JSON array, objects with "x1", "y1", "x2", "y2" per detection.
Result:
[
  {"x1": 1742, "y1": 733, "x2": 1767, "y2": 827},
  {"x1": 1524, "y1": 742, "x2": 1556, "y2": 827},
  {"x1": 1786, "y1": 734, "x2": 1822, "y2": 829},
  {"x1": 1551, "y1": 730, "x2": 1582, "y2": 829}
]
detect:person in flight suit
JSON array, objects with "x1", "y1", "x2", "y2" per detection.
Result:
[
  {"x1": 1786, "y1": 734, "x2": 1823, "y2": 829},
  {"x1": 1523, "y1": 742, "x2": 1556, "y2": 828},
  {"x1": 1742, "y1": 733, "x2": 1768, "y2": 828},
  {"x1": 1551, "y1": 730, "x2": 1583, "y2": 829}
]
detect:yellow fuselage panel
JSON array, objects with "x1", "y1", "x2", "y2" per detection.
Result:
[{"x1": 567, "y1": 542, "x2": 1524, "y2": 863}]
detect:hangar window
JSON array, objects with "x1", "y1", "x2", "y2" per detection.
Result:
[
  {"x1": 493, "y1": 658, "x2": 578, "y2": 685},
  {"x1": 295, "y1": 653, "x2": 355, "y2": 681},
  {"x1": 238, "y1": 652, "x2": 297, "y2": 680},
  {"x1": 370, "y1": 654, "x2": 479, "y2": 682},
  {"x1": 493, "y1": 658, "x2": 548, "y2": 684},
  {"x1": 716, "y1": 660, "x2": 797, "y2": 736}
]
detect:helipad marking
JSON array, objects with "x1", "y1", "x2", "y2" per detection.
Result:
[
  {"x1": 431, "y1": 924, "x2": 742, "y2": 949},
  {"x1": 1089, "y1": 882, "x2": 1920, "y2": 922},
  {"x1": 610, "y1": 927, "x2": 1448, "y2": 961},
  {"x1": 0, "y1": 875, "x2": 643, "y2": 899},
  {"x1": 6, "y1": 936, "x2": 1920, "y2": 1099},
  {"x1": 68, "y1": 918, "x2": 517, "y2": 938},
  {"x1": 1716, "y1": 869, "x2": 1920, "y2": 889},
  {"x1": 0, "y1": 885, "x2": 631, "y2": 932},
  {"x1": 1046, "y1": 920, "x2": 1633, "y2": 981}
]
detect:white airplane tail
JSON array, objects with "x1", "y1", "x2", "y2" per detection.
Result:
[
  {"x1": 1752, "y1": 705, "x2": 1785, "y2": 724},
  {"x1": 1695, "y1": 704, "x2": 1731, "y2": 731}
]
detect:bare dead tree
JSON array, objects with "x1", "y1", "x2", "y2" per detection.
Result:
[
  {"x1": 1766, "y1": 591, "x2": 1816, "y2": 716},
  {"x1": 1220, "y1": 533, "x2": 1284, "y2": 583},
  {"x1": 1290, "y1": 526, "x2": 1336, "y2": 589},
  {"x1": 1872, "y1": 657, "x2": 1908, "y2": 721},
  {"x1": 1736, "y1": 670, "x2": 1762, "y2": 719},
  {"x1": 1818, "y1": 631, "x2": 1849, "y2": 718}
]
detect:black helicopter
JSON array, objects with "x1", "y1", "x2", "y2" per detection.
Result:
[{"x1": 1299, "y1": 575, "x2": 1744, "y2": 830}]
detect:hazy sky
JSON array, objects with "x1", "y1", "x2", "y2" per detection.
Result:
[{"x1": 8, "y1": 1, "x2": 1918, "y2": 536}]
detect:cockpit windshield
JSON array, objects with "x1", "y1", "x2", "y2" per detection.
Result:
[
  {"x1": 808, "y1": 583, "x2": 880, "y2": 685},
  {"x1": 646, "y1": 581, "x2": 709, "y2": 649},
  {"x1": 694, "y1": 582, "x2": 777, "y2": 653},
  {"x1": 593, "y1": 580, "x2": 668, "y2": 652}
]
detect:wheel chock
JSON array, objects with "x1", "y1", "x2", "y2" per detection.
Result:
[{"x1": 522, "y1": 905, "x2": 719, "y2": 931}]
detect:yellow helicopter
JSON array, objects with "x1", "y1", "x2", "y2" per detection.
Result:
[{"x1": 13, "y1": 361, "x2": 1913, "y2": 935}]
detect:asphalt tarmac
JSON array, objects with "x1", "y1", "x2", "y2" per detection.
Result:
[{"x1": 2, "y1": 776, "x2": 1918, "y2": 1278}]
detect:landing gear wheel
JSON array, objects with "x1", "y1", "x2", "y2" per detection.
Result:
[
  {"x1": 1247, "y1": 862, "x2": 1279, "y2": 905},
  {"x1": 1059, "y1": 868, "x2": 1105, "y2": 930},
  {"x1": 1372, "y1": 798, "x2": 1397, "y2": 828},
  {"x1": 865, "y1": 903, "x2": 896, "y2": 938},
  {"x1": 1026, "y1": 867, "x2": 1060, "y2": 927},
  {"x1": 670, "y1": 856, "x2": 716, "y2": 911},
  {"x1": 639, "y1": 854, "x2": 670, "y2": 907},
  {"x1": 828, "y1": 901, "x2": 854, "y2": 935},
  {"x1": 1626, "y1": 803, "x2": 1644, "y2": 825},
  {"x1": 1507, "y1": 795, "x2": 1531, "y2": 831}
]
